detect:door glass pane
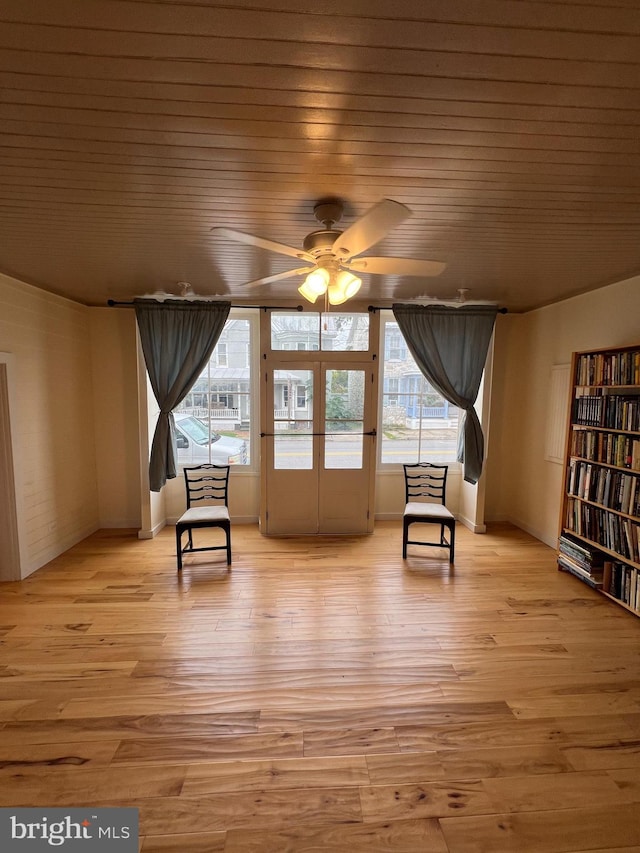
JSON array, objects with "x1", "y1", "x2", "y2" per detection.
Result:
[
  {"x1": 321, "y1": 314, "x2": 369, "y2": 351},
  {"x1": 324, "y1": 370, "x2": 364, "y2": 469},
  {"x1": 273, "y1": 370, "x2": 313, "y2": 469},
  {"x1": 271, "y1": 314, "x2": 320, "y2": 351},
  {"x1": 269, "y1": 312, "x2": 369, "y2": 352}
]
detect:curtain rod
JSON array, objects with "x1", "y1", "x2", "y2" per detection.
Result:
[
  {"x1": 106, "y1": 299, "x2": 304, "y2": 311},
  {"x1": 107, "y1": 299, "x2": 507, "y2": 313}
]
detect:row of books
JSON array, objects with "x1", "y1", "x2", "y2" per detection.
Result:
[
  {"x1": 567, "y1": 460, "x2": 640, "y2": 516},
  {"x1": 576, "y1": 350, "x2": 640, "y2": 387},
  {"x1": 605, "y1": 561, "x2": 640, "y2": 612},
  {"x1": 565, "y1": 499, "x2": 640, "y2": 564},
  {"x1": 557, "y1": 532, "x2": 604, "y2": 588},
  {"x1": 573, "y1": 393, "x2": 640, "y2": 431},
  {"x1": 570, "y1": 429, "x2": 640, "y2": 470}
]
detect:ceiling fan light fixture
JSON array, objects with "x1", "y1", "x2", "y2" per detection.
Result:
[
  {"x1": 298, "y1": 267, "x2": 330, "y2": 302},
  {"x1": 326, "y1": 270, "x2": 362, "y2": 305},
  {"x1": 337, "y1": 269, "x2": 362, "y2": 299}
]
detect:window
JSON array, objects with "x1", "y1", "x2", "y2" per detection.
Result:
[
  {"x1": 173, "y1": 315, "x2": 256, "y2": 467},
  {"x1": 215, "y1": 342, "x2": 228, "y2": 366},
  {"x1": 270, "y1": 312, "x2": 370, "y2": 352},
  {"x1": 379, "y1": 316, "x2": 460, "y2": 466},
  {"x1": 385, "y1": 329, "x2": 406, "y2": 361}
]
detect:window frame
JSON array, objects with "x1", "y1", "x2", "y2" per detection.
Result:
[
  {"x1": 377, "y1": 311, "x2": 462, "y2": 471},
  {"x1": 173, "y1": 309, "x2": 259, "y2": 473}
]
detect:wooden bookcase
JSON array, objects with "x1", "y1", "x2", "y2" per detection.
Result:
[{"x1": 558, "y1": 344, "x2": 640, "y2": 616}]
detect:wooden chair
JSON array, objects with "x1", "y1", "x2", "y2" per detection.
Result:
[
  {"x1": 176, "y1": 464, "x2": 231, "y2": 570},
  {"x1": 402, "y1": 462, "x2": 455, "y2": 562}
]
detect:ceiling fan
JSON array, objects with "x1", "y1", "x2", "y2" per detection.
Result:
[{"x1": 211, "y1": 199, "x2": 446, "y2": 305}]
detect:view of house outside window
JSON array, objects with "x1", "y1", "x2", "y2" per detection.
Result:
[
  {"x1": 270, "y1": 312, "x2": 370, "y2": 351},
  {"x1": 170, "y1": 312, "x2": 459, "y2": 470},
  {"x1": 380, "y1": 318, "x2": 460, "y2": 465},
  {"x1": 173, "y1": 318, "x2": 253, "y2": 467}
]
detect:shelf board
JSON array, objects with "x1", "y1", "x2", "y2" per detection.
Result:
[
  {"x1": 599, "y1": 589, "x2": 640, "y2": 616},
  {"x1": 570, "y1": 455, "x2": 640, "y2": 474},
  {"x1": 561, "y1": 528, "x2": 640, "y2": 571},
  {"x1": 575, "y1": 385, "x2": 640, "y2": 391},
  {"x1": 571, "y1": 424, "x2": 640, "y2": 436},
  {"x1": 567, "y1": 493, "x2": 640, "y2": 522}
]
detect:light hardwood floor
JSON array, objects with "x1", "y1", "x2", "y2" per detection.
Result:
[{"x1": 1, "y1": 522, "x2": 639, "y2": 852}]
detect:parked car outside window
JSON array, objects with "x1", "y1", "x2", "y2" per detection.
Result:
[{"x1": 174, "y1": 414, "x2": 247, "y2": 465}]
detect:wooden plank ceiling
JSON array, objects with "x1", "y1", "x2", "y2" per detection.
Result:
[{"x1": 0, "y1": 0, "x2": 639, "y2": 312}]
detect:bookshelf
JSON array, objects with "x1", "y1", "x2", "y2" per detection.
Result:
[{"x1": 559, "y1": 344, "x2": 640, "y2": 616}]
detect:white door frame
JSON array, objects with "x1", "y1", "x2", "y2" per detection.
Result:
[{"x1": 259, "y1": 310, "x2": 379, "y2": 535}]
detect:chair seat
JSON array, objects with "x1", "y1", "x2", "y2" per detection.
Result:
[
  {"x1": 178, "y1": 505, "x2": 230, "y2": 525},
  {"x1": 404, "y1": 501, "x2": 454, "y2": 521}
]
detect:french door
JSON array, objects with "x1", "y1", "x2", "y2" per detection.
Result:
[{"x1": 261, "y1": 360, "x2": 377, "y2": 535}]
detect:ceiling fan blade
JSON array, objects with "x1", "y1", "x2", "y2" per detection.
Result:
[
  {"x1": 332, "y1": 199, "x2": 412, "y2": 260},
  {"x1": 244, "y1": 266, "x2": 316, "y2": 288},
  {"x1": 212, "y1": 227, "x2": 314, "y2": 263},
  {"x1": 344, "y1": 256, "x2": 446, "y2": 277}
]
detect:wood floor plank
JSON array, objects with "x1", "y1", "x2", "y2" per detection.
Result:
[
  {"x1": 481, "y1": 769, "x2": 633, "y2": 812},
  {"x1": 302, "y1": 726, "x2": 399, "y2": 756},
  {"x1": 141, "y1": 831, "x2": 226, "y2": 851},
  {"x1": 607, "y1": 767, "x2": 640, "y2": 802},
  {"x1": 365, "y1": 743, "x2": 572, "y2": 785},
  {"x1": 0, "y1": 764, "x2": 187, "y2": 807},
  {"x1": 0, "y1": 521, "x2": 638, "y2": 848},
  {"x1": 562, "y1": 740, "x2": 640, "y2": 771},
  {"x1": 182, "y1": 755, "x2": 369, "y2": 795},
  {"x1": 112, "y1": 731, "x2": 303, "y2": 765},
  {"x1": 439, "y1": 803, "x2": 640, "y2": 852},
  {"x1": 1, "y1": 711, "x2": 260, "y2": 744},
  {"x1": 0, "y1": 739, "x2": 119, "y2": 773},
  {"x1": 224, "y1": 817, "x2": 448, "y2": 852},
  {"x1": 359, "y1": 779, "x2": 495, "y2": 822},
  {"x1": 137, "y1": 788, "x2": 363, "y2": 835}
]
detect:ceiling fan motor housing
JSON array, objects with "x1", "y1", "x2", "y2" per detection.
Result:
[{"x1": 303, "y1": 229, "x2": 343, "y2": 259}]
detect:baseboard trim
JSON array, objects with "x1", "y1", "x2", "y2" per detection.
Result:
[
  {"x1": 138, "y1": 519, "x2": 166, "y2": 540},
  {"x1": 507, "y1": 516, "x2": 557, "y2": 549},
  {"x1": 458, "y1": 514, "x2": 486, "y2": 533}
]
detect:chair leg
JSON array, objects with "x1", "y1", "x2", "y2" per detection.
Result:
[
  {"x1": 176, "y1": 525, "x2": 183, "y2": 571},
  {"x1": 226, "y1": 528, "x2": 232, "y2": 566},
  {"x1": 402, "y1": 519, "x2": 409, "y2": 559},
  {"x1": 448, "y1": 522, "x2": 456, "y2": 563}
]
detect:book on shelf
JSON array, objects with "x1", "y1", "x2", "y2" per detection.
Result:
[
  {"x1": 558, "y1": 533, "x2": 604, "y2": 579},
  {"x1": 576, "y1": 350, "x2": 640, "y2": 386},
  {"x1": 606, "y1": 561, "x2": 640, "y2": 612},
  {"x1": 557, "y1": 556, "x2": 603, "y2": 588}
]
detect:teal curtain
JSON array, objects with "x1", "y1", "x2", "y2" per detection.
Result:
[
  {"x1": 392, "y1": 304, "x2": 498, "y2": 484},
  {"x1": 134, "y1": 299, "x2": 231, "y2": 492}
]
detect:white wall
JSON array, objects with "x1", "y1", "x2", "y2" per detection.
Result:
[
  {"x1": 485, "y1": 274, "x2": 640, "y2": 547},
  {"x1": 0, "y1": 274, "x2": 100, "y2": 576},
  {"x1": 90, "y1": 308, "x2": 141, "y2": 529}
]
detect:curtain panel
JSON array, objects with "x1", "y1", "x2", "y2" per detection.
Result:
[
  {"x1": 135, "y1": 299, "x2": 231, "y2": 492},
  {"x1": 392, "y1": 303, "x2": 498, "y2": 484}
]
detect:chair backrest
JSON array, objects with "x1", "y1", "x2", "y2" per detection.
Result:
[
  {"x1": 183, "y1": 464, "x2": 230, "y2": 509},
  {"x1": 403, "y1": 462, "x2": 448, "y2": 505}
]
